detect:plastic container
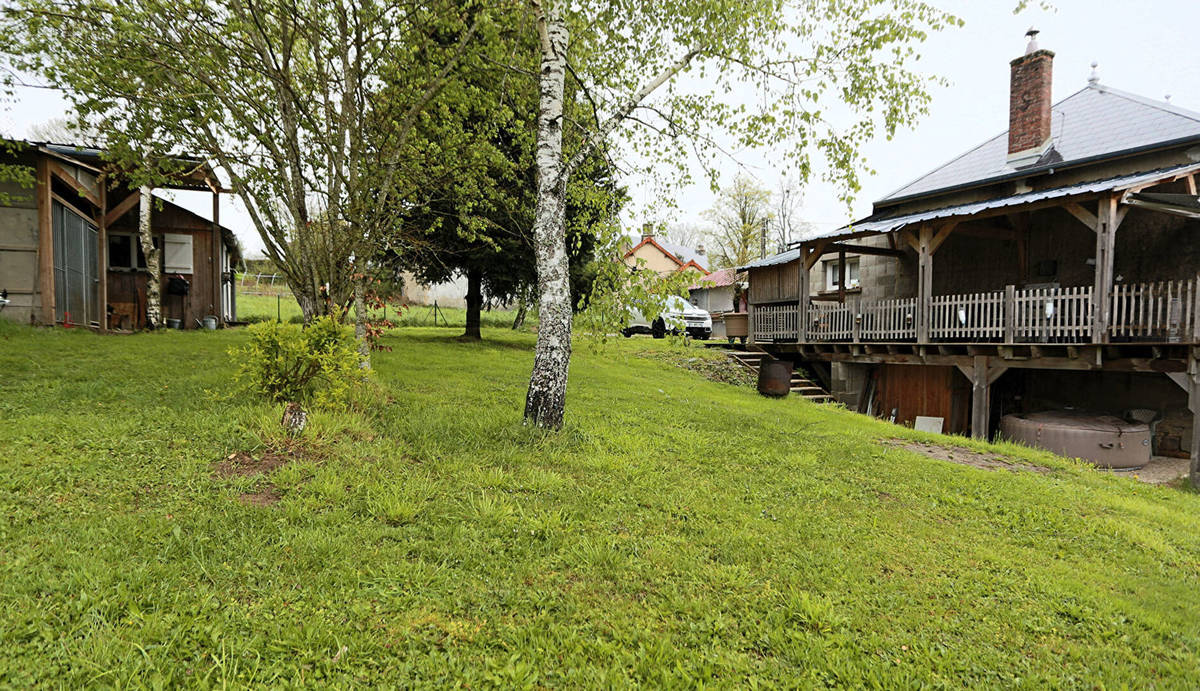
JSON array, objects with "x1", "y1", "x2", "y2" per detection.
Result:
[{"x1": 999, "y1": 410, "x2": 1151, "y2": 469}]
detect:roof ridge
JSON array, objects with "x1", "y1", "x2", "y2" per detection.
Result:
[{"x1": 1090, "y1": 83, "x2": 1200, "y2": 123}]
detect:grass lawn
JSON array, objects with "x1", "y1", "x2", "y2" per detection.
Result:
[
  {"x1": 2, "y1": 322, "x2": 1199, "y2": 686},
  {"x1": 237, "y1": 290, "x2": 527, "y2": 330}
]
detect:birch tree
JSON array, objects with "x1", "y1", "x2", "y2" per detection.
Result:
[
  {"x1": 522, "y1": 0, "x2": 959, "y2": 428},
  {"x1": 136, "y1": 185, "x2": 163, "y2": 327}
]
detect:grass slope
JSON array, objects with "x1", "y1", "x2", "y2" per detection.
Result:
[{"x1": 1, "y1": 323, "x2": 1199, "y2": 687}]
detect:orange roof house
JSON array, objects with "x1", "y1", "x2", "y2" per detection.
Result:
[{"x1": 621, "y1": 230, "x2": 709, "y2": 277}]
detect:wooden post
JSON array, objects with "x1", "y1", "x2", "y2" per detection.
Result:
[
  {"x1": 971, "y1": 356, "x2": 990, "y2": 440},
  {"x1": 35, "y1": 157, "x2": 54, "y2": 325},
  {"x1": 851, "y1": 295, "x2": 862, "y2": 343},
  {"x1": 797, "y1": 243, "x2": 809, "y2": 343},
  {"x1": 212, "y1": 189, "x2": 222, "y2": 324},
  {"x1": 1004, "y1": 284, "x2": 1016, "y2": 344},
  {"x1": 97, "y1": 180, "x2": 108, "y2": 333},
  {"x1": 917, "y1": 225, "x2": 933, "y2": 343},
  {"x1": 837, "y1": 248, "x2": 847, "y2": 304},
  {"x1": 1188, "y1": 361, "x2": 1200, "y2": 489},
  {"x1": 1092, "y1": 196, "x2": 1118, "y2": 343}
]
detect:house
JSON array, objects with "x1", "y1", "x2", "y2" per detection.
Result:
[
  {"x1": 740, "y1": 31, "x2": 1200, "y2": 472},
  {"x1": 689, "y1": 267, "x2": 746, "y2": 340},
  {"x1": 0, "y1": 141, "x2": 240, "y2": 330},
  {"x1": 622, "y1": 229, "x2": 709, "y2": 277}
]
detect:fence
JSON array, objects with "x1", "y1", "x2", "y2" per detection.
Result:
[{"x1": 749, "y1": 277, "x2": 1200, "y2": 345}]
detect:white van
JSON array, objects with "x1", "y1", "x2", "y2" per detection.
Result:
[{"x1": 623, "y1": 295, "x2": 712, "y2": 339}]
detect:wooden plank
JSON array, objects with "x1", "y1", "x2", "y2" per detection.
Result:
[
  {"x1": 48, "y1": 161, "x2": 102, "y2": 209},
  {"x1": 104, "y1": 193, "x2": 140, "y2": 226},
  {"x1": 822, "y1": 242, "x2": 906, "y2": 258},
  {"x1": 1190, "y1": 367, "x2": 1200, "y2": 490},
  {"x1": 98, "y1": 181, "x2": 108, "y2": 333},
  {"x1": 1004, "y1": 285, "x2": 1016, "y2": 344},
  {"x1": 1092, "y1": 195, "x2": 1118, "y2": 343},
  {"x1": 36, "y1": 157, "x2": 54, "y2": 324},
  {"x1": 929, "y1": 221, "x2": 957, "y2": 253},
  {"x1": 917, "y1": 225, "x2": 933, "y2": 343},
  {"x1": 1063, "y1": 201, "x2": 1099, "y2": 231}
]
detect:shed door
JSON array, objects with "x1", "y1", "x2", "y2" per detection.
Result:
[{"x1": 52, "y1": 202, "x2": 99, "y2": 326}]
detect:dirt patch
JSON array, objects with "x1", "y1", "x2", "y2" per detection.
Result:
[
  {"x1": 885, "y1": 439, "x2": 1050, "y2": 474},
  {"x1": 211, "y1": 450, "x2": 290, "y2": 479},
  {"x1": 237, "y1": 485, "x2": 282, "y2": 506}
]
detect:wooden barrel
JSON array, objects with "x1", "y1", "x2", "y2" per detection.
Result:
[{"x1": 757, "y1": 359, "x2": 792, "y2": 397}]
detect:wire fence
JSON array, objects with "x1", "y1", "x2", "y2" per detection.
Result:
[{"x1": 237, "y1": 273, "x2": 291, "y2": 296}]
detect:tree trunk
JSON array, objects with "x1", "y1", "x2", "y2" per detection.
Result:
[
  {"x1": 512, "y1": 288, "x2": 528, "y2": 330},
  {"x1": 296, "y1": 290, "x2": 320, "y2": 324},
  {"x1": 137, "y1": 185, "x2": 163, "y2": 329},
  {"x1": 353, "y1": 276, "x2": 370, "y2": 370},
  {"x1": 524, "y1": 17, "x2": 572, "y2": 430},
  {"x1": 464, "y1": 266, "x2": 483, "y2": 340}
]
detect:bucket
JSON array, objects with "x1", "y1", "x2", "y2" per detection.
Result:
[
  {"x1": 202, "y1": 316, "x2": 218, "y2": 330},
  {"x1": 165, "y1": 318, "x2": 183, "y2": 330}
]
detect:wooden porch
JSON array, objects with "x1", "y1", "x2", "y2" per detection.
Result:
[{"x1": 751, "y1": 277, "x2": 1200, "y2": 346}]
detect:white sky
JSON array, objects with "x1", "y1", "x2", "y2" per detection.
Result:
[{"x1": 4, "y1": 0, "x2": 1199, "y2": 258}]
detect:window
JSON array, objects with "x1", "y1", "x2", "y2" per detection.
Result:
[
  {"x1": 108, "y1": 234, "x2": 160, "y2": 271},
  {"x1": 825, "y1": 257, "x2": 860, "y2": 291}
]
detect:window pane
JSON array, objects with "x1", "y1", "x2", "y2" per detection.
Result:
[{"x1": 109, "y1": 235, "x2": 132, "y2": 269}]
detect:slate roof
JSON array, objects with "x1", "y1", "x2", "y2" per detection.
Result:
[
  {"x1": 656, "y1": 238, "x2": 708, "y2": 268},
  {"x1": 741, "y1": 161, "x2": 1200, "y2": 270},
  {"x1": 880, "y1": 84, "x2": 1200, "y2": 205}
]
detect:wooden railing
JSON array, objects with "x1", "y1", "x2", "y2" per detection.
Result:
[
  {"x1": 748, "y1": 278, "x2": 1200, "y2": 345},
  {"x1": 1110, "y1": 280, "x2": 1199, "y2": 342},
  {"x1": 750, "y1": 303, "x2": 798, "y2": 341},
  {"x1": 1015, "y1": 285, "x2": 1093, "y2": 342},
  {"x1": 930, "y1": 291, "x2": 1005, "y2": 341},
  {"x1": 860, "y1": 298, "x2": 918, "y2": 341}
]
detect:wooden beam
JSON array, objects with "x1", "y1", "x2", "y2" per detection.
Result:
[
  {"x1": 929, "y1": 221, "x2": 957, "y2": 254},
  {"x1": 48, "y1": 161, "x2": 101, "y2": 209},
  {"x1": 36, "y1": 157, "x2": 54, "y2": 324},
  {"x1": 98, "y1": 181, "x2": 108, "y2": 333},
  {"x1": 822, "y1": 243, "x2": 906, "y2": 258},
  {"x1": 212, "y1": 190, "x2": 222, "y2": 323},
  {"x1": 1187, "y1": 362, "x2": 1200, "y2": 490},
  {"x1": 797, "y1": 243, "x2": 809, "y2": 343},
  {"x1": 1064, "y1": 201, "x2": 1099, "y2": 231},
  {"x1": 50, "y1": 193, "x2": 97, "y2": 228},
  {"x1": 1092, "y1": 195, "x2": 1118, "y2": 343},
  {"x1": 899, "y1": 229, "x2": 920, "y2": 253},
  {"x1": 104, "y1": 193, "x2": 140, "y2": 226},
  {"x1": 837, "y1": 248, "x2": 846, "y2": 304},
  {"x1": 917, "y1": 225, "x2": 933, "y2": 343}
]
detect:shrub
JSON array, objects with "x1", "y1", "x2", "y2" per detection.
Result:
[{"x1": 232, "y1": 316, "x2": 363, "y2": 408}]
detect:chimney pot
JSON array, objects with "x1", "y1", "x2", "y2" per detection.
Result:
[
  {"x1": 641, "y1": 222, "x2": 654, "y2": 242},
  {"x1": 1008, "y1": 31, "x2": 1054, "y2": 167}
]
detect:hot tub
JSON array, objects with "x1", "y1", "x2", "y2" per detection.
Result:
[{"x1": 998, "y1": 411, "x2": 1151, "y2": 469}]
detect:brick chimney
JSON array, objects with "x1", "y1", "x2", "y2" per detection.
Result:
[{"x1": 1007, "y1": 28, "x2": 1054, "y2": 167}]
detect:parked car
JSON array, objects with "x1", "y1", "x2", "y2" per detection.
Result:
[{"x1": 623, "y1": 295, "x2": 712, "y2": 339}]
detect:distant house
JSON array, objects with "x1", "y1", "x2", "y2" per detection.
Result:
[
  {"x1": 622, "y1": 229, "x2": 709, "y2": 277},
  {"x1": 689, "y1": 267, "x2": 746, "y2": 340},
  {"x1": 0, "y1": 140, "x2": 240, "y2": 330},
  {"x1": 689, "y1": 268, "x2": 744, "y2": 312}
]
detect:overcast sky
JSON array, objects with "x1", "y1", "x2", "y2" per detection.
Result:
[{"x1": 4, "y1": 0, "x2": 1198, "y2": 259}]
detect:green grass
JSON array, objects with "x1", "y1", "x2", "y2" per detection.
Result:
[
  {"x1": 2, "y1": 321, "x2": 1199, "y2": 687},
  {"x1": 237, "y1": 290, "x2": 527, "y2": 330}
]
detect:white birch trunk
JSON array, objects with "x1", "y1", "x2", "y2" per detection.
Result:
[
  {"x1": 137, "y1": 185, "x2": 163, "y2": 328},
  {"x1": 523, "y1": 15, "x2": 572, "y2": 429}
]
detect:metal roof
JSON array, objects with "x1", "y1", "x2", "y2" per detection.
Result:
[
  {"x1": 879, "y1": 84, "x2": 1200, "y2": 205},
  {"x1": 741, "y1": 162, "x2": 1200, "y2": 270}
]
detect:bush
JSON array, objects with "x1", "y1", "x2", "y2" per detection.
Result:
[{"x1": 231, "y1": 316, "x2": 363, "y2": 408}]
